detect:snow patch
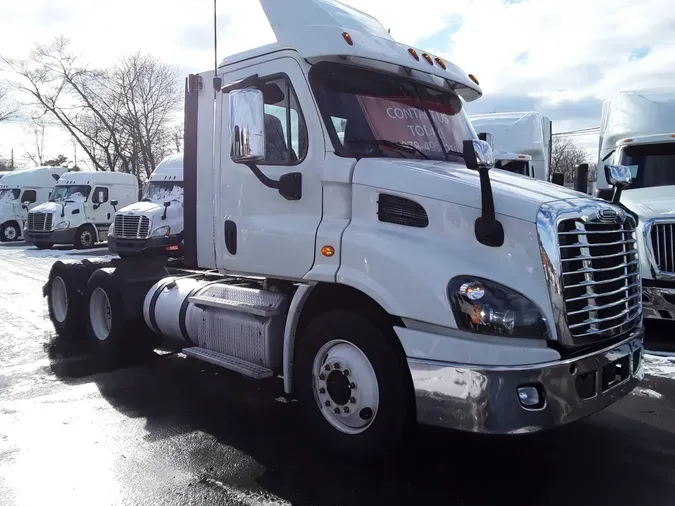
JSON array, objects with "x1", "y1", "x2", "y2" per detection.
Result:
[
  {"x1": 632, "y1": 386, "x2": 664, "y2": 399},
  {"x1": 24, "y1": 246, "x2": 116, "y2": 260},
  {"x1": 643, "y1": 354, "x2": 675, "y2": 380}
]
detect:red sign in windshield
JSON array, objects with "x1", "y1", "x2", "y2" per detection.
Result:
[{"x1": 357, "y1": 96, "x2": 467, "y2": 156}]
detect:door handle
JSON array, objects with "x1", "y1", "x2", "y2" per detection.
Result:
[{"x1": 224, "y1": 220, "x2": 237, "y2": 255}]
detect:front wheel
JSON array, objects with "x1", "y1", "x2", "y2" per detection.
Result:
[
  {"x1": 0, "y1": 222, "x2": 20, "y2": 242},
  {"x1": 295, "y1": 310, "x2": 415, "y2": 460},
  {"x1": 75, "y1": 225, "x2": 96, "y2": 249}
]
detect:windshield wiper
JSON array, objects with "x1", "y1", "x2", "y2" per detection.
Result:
[
  {"x1": 141, "y1": 197, "x2": 153, "y2": 202},
  {"x1": 350, "y1": 139, "x2": 431, "y2": 160}
]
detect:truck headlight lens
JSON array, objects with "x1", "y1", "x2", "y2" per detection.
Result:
[
  {"x1": 152, "y1": 225, "x2": 171, "y2": 237},
  {"x1": 448, "y1": 277, "x2": 549, "y2": 338},
  {"x1": 54, "y1": 221, "x2": 70, "y2": 230},
  {"x1": 108, "y1": 223, "x2": 114, "y2": 236}
]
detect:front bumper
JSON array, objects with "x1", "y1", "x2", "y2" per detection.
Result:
[
  {"x1": 107, "y1": 234, "x2": 182, "y2": 255},
  {"x1": 408, "y1": 330, "x2": 643, "y2": 434},
  {"x1": 24, "y1": 229, "x2": 76, "y2": 245},
  {"x1": 642, "y1": 281, "x2": 675, "y2": 320}
]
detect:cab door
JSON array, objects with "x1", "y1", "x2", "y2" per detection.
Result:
[
  {"x1": 216, "y1": 56, "x2": 323, "y2": 279},
  {"x1": 89, "y1": 186, "x2": 113, "y2": 227}
]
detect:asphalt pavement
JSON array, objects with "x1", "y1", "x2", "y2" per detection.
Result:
[{"x1": 1, "y1": 241, "x2": 675, "y2": 506}]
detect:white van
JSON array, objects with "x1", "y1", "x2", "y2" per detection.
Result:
[
  {"x1": 108, "y1": 154, "x2": 184, "y2": 257},
  {"x1": 0, "y1": 166, "x2": 68, "y2": 242},
  {"x1": 24, "y1": 171, "x2": 138, "y2": 249}
]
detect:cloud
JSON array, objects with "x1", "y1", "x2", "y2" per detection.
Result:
[{"x1": 1, "y1": 0, "x2": 674, "y2": 163}]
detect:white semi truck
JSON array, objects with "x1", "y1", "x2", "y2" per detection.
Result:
[
  {"x1": 596, "y1": 89, "x2": 675, "y2": 322},
  {"x1": 0, "y1": 166, "x2": 68, "y2": 242},
  {"x1": 107, "y1": 153, "x2": 184, "y2": 258},
  {"x1": 43, "y1": 0, "x2": 643, "y2": 458},
  {"x1": 25, "y1": 171, "x2": 138, "y2": 249},
  {"x1": 470, "y1": 112, "x2": 553, "y2": 181}
]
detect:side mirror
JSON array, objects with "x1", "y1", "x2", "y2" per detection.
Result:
[
  {"x1": 163, "y1": 201, "x2": 171, "y2": 208},
  {"x1": 229, "y1": 88, "x2": 266, "y2": 163},
  {"x1": 463, "y1": 139, "x2": 495, "y2": 171},
  {"x1": 550, "y1": 172, "x2": 565, "y2": 186},
  {"x1": 605, "y1": 164, "x2": 632, "y2": 204},
  {"x1": 22, "y1": 201, "x2": 30, "y2": 209},
  {"x1": 110, "y1": 199, "x2": 118, "y2": 207},
  {"x1": 477, "y1": 132, "x2": 494, "y2": 151}
]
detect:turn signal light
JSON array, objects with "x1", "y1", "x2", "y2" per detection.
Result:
[
  {"x1": 321, "y1": 245, "x2": 335, "y2": 257},
  {"x1": 342, "y1": 32, "x2": 353, "y2": 45}
]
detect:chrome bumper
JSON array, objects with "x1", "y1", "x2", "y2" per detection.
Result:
[
  {"x1": 642, "y1": 285, "x2": 675, "y2": 320},
  {"x1": 408, "y1": 330, "x2": 644, "y2": 434}
]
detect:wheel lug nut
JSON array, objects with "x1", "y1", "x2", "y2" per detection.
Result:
[
  {"x1": 333, "y1": 407, "x2": 340, "y2": 414},
  {"x1": 319, "y1": 388, "x2": 326, "y2": 394},
  {"x1": 343, "y1": 369, "x2": 350, "y2": 376},
  {"x1": 349, "y1": 397, "x2": 356, "y2": 403},
  {"x1": 334, "y1": 363, "x2": 341, "y2": 369},
  {"x1": 324, "y1": 364, "x2": 331, "y2": 371},
  {"x1": 319, "y1": 374, "x2": 325, "y2": 381},
  {"x1": 343, "y1": 406, "x2": 350, "y2": 413},
  {"x1": 324, "y1": 400, "x2": 331, "y2": 407},
  {"x1": 349, "y1": 382, "x2": 356, "y2": 389}
]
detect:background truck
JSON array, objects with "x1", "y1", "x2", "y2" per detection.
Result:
[
  {"x1": 493, "y1": 152, "x2": 534, "y2": 177},
  {"x1": 0, "y1": 166, "x2": 67, "y2": 242},
  {"x1": 0, "y1": 171, "x2": 11, "y2": 180},
  {"x1": 25, "y1": 171, "x2": 138, "y2": 249},
  {"x1": 43, "y1": 0, "x2": 644, "y2": 459},
  {"x1": 596, "y1": 89, "x2": 675, "y2": 322},
  {"x1": 108, "y1": 153, "x2": 184, "y2": 258},
  {"x1": 470, "y1": 111, "x2": 553, "y2": 181}
]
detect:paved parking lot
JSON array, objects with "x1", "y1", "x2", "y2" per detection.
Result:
[{"x1": 1, "y1": 241, "x2": 675, "y2": 506}]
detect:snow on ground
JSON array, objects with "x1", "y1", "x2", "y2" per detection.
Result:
[{"x1": 643, "y1": 354, "x2": 675, "y2": 380}]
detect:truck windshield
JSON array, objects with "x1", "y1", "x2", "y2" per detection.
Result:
[
  {"x1": 143, "y1": 181, "x2": 184, "y2": 203},
  {"x1": 0, "y1": 189, "x2": 20, "y2": 202},
  {"x1": 619, "y1": 142, "x2": 675, "y2": 189},
  {"x1": 50, "y1": 185, "x2": 91, "y2": 203},
  {"x1": 495, "y1": 160, "x2": 529, "y2": 176},
  {"x1": 309, "y1": 62, "x2": 475, "y2": 163}
]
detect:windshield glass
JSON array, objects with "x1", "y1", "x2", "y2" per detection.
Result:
[
  {"x1": 0, "y1": 189, "x2": 20, "y2": 203},
  {"x1": 50, "y1": 185, "x2": 91, "y2": 203},
  {"x1": 143, "y1": 181, "x2": 184, "y2": 203},
  {"x1": 618, "y1": 142, "x2": 675, "y2": 189},
  {"x1": 495, "y1": 160, "x2": 530, "y2": 176},
  {"x1": 309, "y1": 62, "x2": 476, "y2": 163}
]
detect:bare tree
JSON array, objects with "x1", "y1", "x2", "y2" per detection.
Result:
[
  {"x1": 22, "y1": 116, "x2": 47, "y2": 166},
  {"x1": 0, "y1": 83, "x2": 20, "y2": 122},
  {"x1": 551, "y1": 136, "x2": 590, "y2": 183}
]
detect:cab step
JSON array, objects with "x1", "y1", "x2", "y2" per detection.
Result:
[
  {"x1": 188, "y1": 294, "x2": 280, "y2": 317},
  {"x1": 182, "y1": 347, "x2": 274, "y2": 379}
]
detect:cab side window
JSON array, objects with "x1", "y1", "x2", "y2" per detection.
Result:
[
  {"x1": 259, "y1": 76, "x2": 308, "y2": 165},
  {"x1": 93, "y1": 187, "x2": 109, "y2": 204},
  {"x1": 21, "y1": 190, "x2": 37, "y2": 204}
]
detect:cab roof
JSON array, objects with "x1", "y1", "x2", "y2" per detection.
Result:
[{"x1": 57, "y1": 171, "x2": 138, "y2": 187}]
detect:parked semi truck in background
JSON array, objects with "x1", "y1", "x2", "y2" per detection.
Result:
[
  {"x1": 43, "y1": 0, "x2": 644, "y2": 459},
  {"x1": 596, "y1": 89, "x2": 675, "y2": 322},
  {"x1": 25, "y1": 171, "x2": 138, "y2": 249},
  {"x1": 0, "y1": 166, "x2": 68, "y2": 242},
  {"x1": 470, "y1": 112, "x2": 552, "y2": 181},
  {"x1": 108, "y1": 153, "x2": 184, "y2": 258}
]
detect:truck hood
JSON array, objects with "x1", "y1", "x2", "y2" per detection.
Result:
[
  {"x1": 31, "y1": 202, "x2": 63, "y2": 214},
  {"x1": 352, "y1": 158, "x2": 587, "y2": 222},
  {"x1": 117, "y1": 200, "x2": 183, "y2": 220},
  {"x1": 619, "y1": 186, "x2": 675, "y2": 219}
]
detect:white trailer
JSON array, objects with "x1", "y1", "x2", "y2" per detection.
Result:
[
  {"x1": 0, "y1": 171, "x2": 11, "y2": 180},
  {"x1": 596, "y1": 89, "x2": 675, "y2": 321},
  {"x1": 108, "y1": 153, "x2": 184, "y2": 258},
  {"x1": 43, "y1": 0, "x2": 644, "y2": 459},
  {"x1": 0, "y1": 166, "x2": 68, "y2": 242},
  {"x1": 470, "y1": 112, "x2": 552, "y2": 181},
  {"x1": 25, "y1": 171, "x2": 138, "y2": 249}
]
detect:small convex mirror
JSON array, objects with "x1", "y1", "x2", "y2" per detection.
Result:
[
  {"x1": 229, "y1": 88, "x2": 266, "y2": 163},
  {"x1": 605, "y1": 164, "x2": 632, "y2": 187},
  {"x1": 477, "y1": 132, "x2": 494, "y2": 151},
  {"x1": 463, "y1": 139, "x2": 495, "y2": 171}
]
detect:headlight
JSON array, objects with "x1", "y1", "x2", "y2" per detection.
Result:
[
  {"x1": 54, "y1": 221, "x2": 70, "y2": 230},
  {"x1": 151, "y1": 225, "x2": 171, "y2": 237},
  {"x1": 448, "y1": 277, "x2": 549, "y2": 338},
  {"x1": 108, "y1": 223, "x2": 114, "y2": 236}
]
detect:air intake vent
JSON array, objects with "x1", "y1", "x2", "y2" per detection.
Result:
[{"x1": 377, "y1": 194, "x2": 428, "y2": 228}]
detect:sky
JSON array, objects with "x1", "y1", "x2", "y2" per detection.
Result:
[{"x1": 1, "y1": 0, "x2": 674, "y2": 168}]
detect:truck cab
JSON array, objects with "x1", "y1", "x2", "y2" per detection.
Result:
[
  {"x1": 493, "y1": 152, "x2": 534, "y2": 177},
  {"x1": 25, "y1": 171, "x2": 138, "y2": 249},
  {"x1": 108, "y1": 153, "x2": 184, "y2": 258},
  {"x1": 0, "y1": 166, "x2": 67, "y2": 242},
  {"x1": 596, "y1": 90, "x2": 675, "y2": 321}
]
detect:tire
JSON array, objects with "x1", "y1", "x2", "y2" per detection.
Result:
[
  {"x1": 46, "y1": 260, "x2": 112, "y2": 340},
  {"x1": 0, "y1": 221, "x2": 20, "y2": 242},
  {"x1": 74, "y1": 225, "x2": 96, "y2": 249},
  {"x1": 35, "y1": 242, "x2": 54, "y2": 250},
  {"x1": 294, "y1": 310, "x2": 415, "y2": 461},
  {"x1": 84, "y1": 269, "x2": 158, "y2": 359}
]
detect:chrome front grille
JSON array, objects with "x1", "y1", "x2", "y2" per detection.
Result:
[
  {"x1": 538, "y1": 200, "x2": 642, "y2": 348},
  {"x1": 114, "y1": 214, "x2": 150, "y2": 239},
  {"x1": 27, "y1": 212, "x2": 53, "y2": 231},
  {"x1": 649, "y1": 222, "x2": 675, "y2": 274}
]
